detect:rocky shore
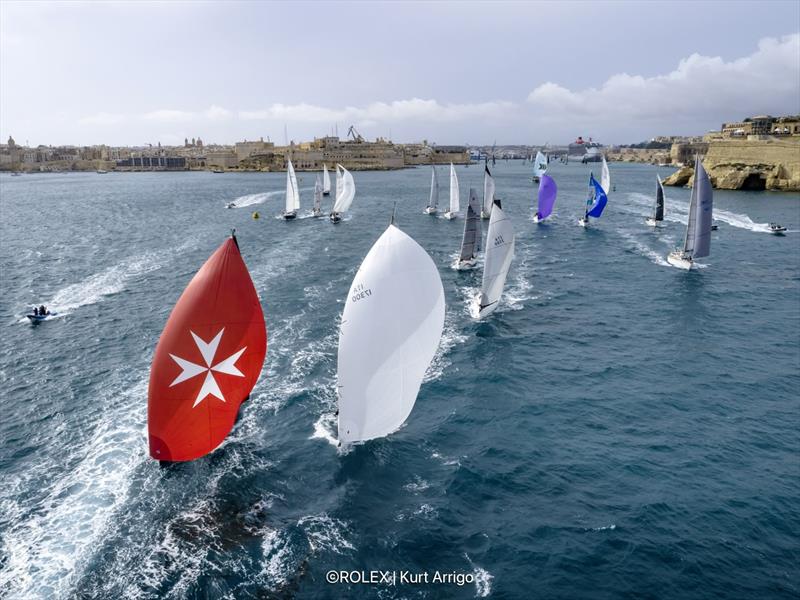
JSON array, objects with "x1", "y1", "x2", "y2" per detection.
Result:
[{"x1": 662, "y1": 138, "x2": 800, "y2": 191}]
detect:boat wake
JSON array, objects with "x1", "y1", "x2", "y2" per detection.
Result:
[
  {"x1": 424, "y1": 312, "x2": 468, "y2": 383},
  {"x1": 226, "y1": 190, "x2": 282, "y2": 208},
  {"x1": 617, "y1": 229, "x2": 671, "y2": 267},
  {"x1": 20, "y1": 243, "x2": 192, "y2": 321},
  {"x1": 465, "y1": 553, "x2": 494, "y2": 597}
]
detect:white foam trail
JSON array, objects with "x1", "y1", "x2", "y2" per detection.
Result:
[
  {"x1": 311, "y1": 412, "x2": 339, "y2": 448},
  {"x1": 424, "y1": 312, "x2": 468, "y2": 383},
  {"x1": 617, "y1": 230, "x2": 671, "y2": 267},
  {"x1": 465, "y1": 554, "x2": 494, "y2": 598},
  {"x1": 227, "y1": 190, "x2": 282, "y2": 208},
  {"x1": 43, "y1": 243, "x2": 192, "y2": 317},
  {"x1": 0, "y1": 380, "x2": 148, "y2": 600}
]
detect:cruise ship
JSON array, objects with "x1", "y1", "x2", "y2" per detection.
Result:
[{"x1": 567, "y1": 136, "x2": 603, "y2": 163}]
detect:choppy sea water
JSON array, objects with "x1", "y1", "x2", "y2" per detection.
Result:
[{"x1": 0, "y1": 162, "x2": 798, "y2": 599}]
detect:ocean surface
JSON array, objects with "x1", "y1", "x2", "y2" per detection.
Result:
[{"x1": 0, "y1": 162, "x2": 798, "y2": 599}]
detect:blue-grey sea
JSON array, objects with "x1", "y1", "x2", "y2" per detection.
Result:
[{"x1": 0, "y1": 161, "x2": 798, "y2": 599}]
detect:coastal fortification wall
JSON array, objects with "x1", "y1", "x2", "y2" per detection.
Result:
[{"x1": 663, "y1": 138, "x2": 800, "y2": 191}]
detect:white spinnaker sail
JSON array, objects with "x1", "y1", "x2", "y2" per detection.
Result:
[
  {"x1": 333, "y1": 165, "x2": 355, "y2": 213},
  {"x1": 479, "y1": 201, "x2": 515, "y2": 317},
  {"x1": 449, "y1": 163, "x2": 460, "y2": 214},
  {"x1": 337, "y1": 224, "x2": 445, "y2": 444},
  {"x1": 600, "y1": 156, "x2": 611, "y2": 194},
  {"x1": 323, "y1": 164, "x2": 331, "y2": 194},
  {"x1": 483, "y1": 167, "x2": 495, "y2": 216},
  {"x1": 533, "y1": 151, "x2": 547, "y2": 178},
  {"x1": 285, "y1": 160, "x2": 300, "y2": 211}
]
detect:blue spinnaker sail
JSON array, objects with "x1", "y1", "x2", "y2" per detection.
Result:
[{"x1": 587, "y1": 173, "x2": 608, "y2": 218}]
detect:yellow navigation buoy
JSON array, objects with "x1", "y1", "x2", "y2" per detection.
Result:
[{"x1": 252, "y1": 211, "x2": 260, "y2": 220}]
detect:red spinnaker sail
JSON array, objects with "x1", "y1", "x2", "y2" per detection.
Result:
[{"x1": 148, "y1": 235, "x2": 266, "y2": 462}]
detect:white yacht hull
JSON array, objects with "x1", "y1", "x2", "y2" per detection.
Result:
[
  {"x1": 645, "y1": 218, "x2": 661, "y2": 227},
  {"x1": 456, "y1": 258, "x2": 478, "y2": 270},
  {"x1": 533, "y1": 214, "x2": 547, "y2": 224},
  {"x1": 443, "y1": 212, "x2": 457, "y2": 220},
  {"x1": 282, "y1": 211, "x2": 297, "y2": 220},
  {"x1": 424, "y1": 206, "x2": 437, "y2": 215},
  {"x1": 667, "y1": 251, "x2": 693, "y2": 270},
  {"x1": 578, "y1": 217, "x2": 589, "y2": 228}
]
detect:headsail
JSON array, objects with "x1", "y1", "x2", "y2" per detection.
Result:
[
  {"x1": 533, "y1": 150, "x2": 547, "y2": 179},
  {"x1": 335, "y1": 164, "x2": 343, "y2": 201},
  {"x1": 323, "y1": 164, "x2": 331, "y2": 194},
  {"x1": 428, "y1": 166, "x2": 439, "y2": 209},
  {"x1": 655, "y1": 175, "x2": 665, "y2": 221},
  {"x1": 285, "y1": 159, "x2": 300, "y2": 212},
  {"x1": 586, "y1": 173, "x2": 608, "y2": 218},
  {"x1": 333, "y1": 164, "x2": 355, "y2": 213},
  {"x1": 683, "y1": 155, "x2": 713, "y2": 258},
  {"x1": 148, "y1": 234, "x2": 267, "y2": 462},
  {"x1": 536, "y1": 174, "x2": 557, "y2": 220},
  {"x1": 482, "y1": 165, "x2": 495, "y2": 218},
  {"x1": 600, "y1": 155, "x2": 611, "y2": 194},
  {"x1": 449, "y1": 163, "x2": 460, "y2": 214},
  {"x1": 478, "y1": 199, "x2": 515, "y2": 317},
  {"x1": 337, "y1": 225, "x2": 445, "y2": 444},
  {"x1": 460, "y1": 188, "x2": 481, "y2": 261}
]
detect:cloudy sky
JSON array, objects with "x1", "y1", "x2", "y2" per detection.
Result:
[{"x1": 1, "y1": 1, "x2": 798, "y2": 146}]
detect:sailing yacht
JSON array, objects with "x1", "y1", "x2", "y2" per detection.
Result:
[
  {"x1": 578, "y1": 173, "x2": 608, "y2": 227},
  {"x1": 424, "y1": 165, "x2": 439, "y2": 215},
  {"x1": 282, "y1": 159, "x2": 300, "y2": 219},
  {"x1": 313, "y1": 174, "x2": 323, "y2": 217},
  {"x1": 444, "y1": 163, "x2": 460, "y2": 219},
  {"x1": 337, "y1": 219, "x2": 445, "y2": 445},
  {"x1": 667, "y1": 156, "x2": 713, "y2": 270},
  {"x1": 533, "y1": 174, "x2": 557, "y2": 223},
  {"x1": 646, "y1": 175, "x2": 666, "y2": 227},
  {"x1": 481, "y1": 165, "x2": 495, "y2": 219},
  {"x1": 475, "y1": 199, "x2": 514, "y2": 318},
  {"x1": 531, "y1": 151, "x2": 547, "y2": 183},
  {"x1": 330, "y1": 164, "x2": 355, "y2": 223},
  {"x1": 457, "y1": 188, "x2": 482, "y2": 269},
  {"x1": 322, "y1": 164, "x2": 331, "y2": 196}
]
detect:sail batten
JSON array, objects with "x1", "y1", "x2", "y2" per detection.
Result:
[{"x1": 337, "y1": 225, "x2": 445, "y2": 444}]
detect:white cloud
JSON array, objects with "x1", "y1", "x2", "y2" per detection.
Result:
[
  {"x1": 142, "y1": 109, "x2": 196, "y2": 123},
  {"x1": 239, "y1": 98, "x2": 516, "y2": 124},
  {"x1": 527, "y1": 33, "x2": 800, "y2": 126}
]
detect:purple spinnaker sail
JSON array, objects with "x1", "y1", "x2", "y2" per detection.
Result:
[{"x1": 536, "y1": 174, "x2": 557, "y2": 220}]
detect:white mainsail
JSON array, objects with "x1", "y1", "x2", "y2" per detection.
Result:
[
  {"x1": 533, "y1": 151, "x2": 547, "y2": 179},
  {"x1": 482, "y1": 166, "x2": 495, "y2": 218},
  {"x1": 337, "y1": 224, "x2": 445, "y2": 444},
  {"x1": 333, "y1": 164, "x2": 355, "y2": 213},
  {"x1": 323, "y1": 164, "x2": 331, "y2": 195},
  {"x1": 477, "y1": 200, "x2": 515, "y2": 318},
  {"x1": 285, "y1": 160, "x2": 300, "y2": 212},
  {"x1": 428, "y1": 166, "x2": 439, "y2": 209},
  {"x1": 313, "y1": 174, "x2": 323, "y2": 214},
  {"x1": 600, "y1": 155, "x2": 611, "y2": 194},
  {"x1": 449, "y1": 163, "x2": 460, "y2": 215}
]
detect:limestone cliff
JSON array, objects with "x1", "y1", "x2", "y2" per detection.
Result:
[{"x1": 663, "y1": 138, "x2": 800, "y2": 191}]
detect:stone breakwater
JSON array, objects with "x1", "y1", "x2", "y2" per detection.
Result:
[{"x1": 662, "y1": 138, "x2": 800, "y2": 192}]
